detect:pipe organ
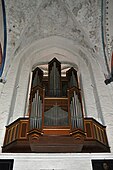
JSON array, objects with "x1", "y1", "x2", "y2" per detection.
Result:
[
  {"x1": 44, "y1": 105, "x2": 68, "y2": 126},
  {"x1": 48, "y1": 58, "x2": 61, "y2": 97},
  {"x1": 70, "y1": 91, "x2": 83, "y2": 130},
  {"x1": 66, "y1": 67, "x2": 78, "y2": 88},
  {"x1": 32, "y1": 67, "x2": 43, "y2": 88},
  {"x1": 30, "y1": 90, "x2": 42, "y2": 130},
  {"x1": 30, "y1": 58, "x2": 83, "y2": 130},
  {"x1": 2, "y1": 58, "x2": 110, "y2": 153}
]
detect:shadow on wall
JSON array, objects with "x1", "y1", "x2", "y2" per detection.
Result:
[{"x1": 104, "y1": 52, "x2": 113, "y2": 85}]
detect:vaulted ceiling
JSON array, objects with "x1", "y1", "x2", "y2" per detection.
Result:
[{"x1": 1, "y1": 0, "x2": 113, "y2": 78}]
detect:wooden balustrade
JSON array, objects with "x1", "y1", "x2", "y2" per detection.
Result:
[
  {"x1": 84, "y1": 118, "x2": 108, "y2": 146},
  {"x1": 3, "y1": 118, "x2": 29, "y2": 146},
  {"x1": 2, "y1": 117, "x2": 110, "y2": 153}
]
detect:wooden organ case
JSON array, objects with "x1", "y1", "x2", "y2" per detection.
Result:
[{"x1": 2, "y1": 58, "x2": 110, "y2": 153}]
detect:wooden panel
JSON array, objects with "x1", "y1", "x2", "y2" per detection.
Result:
[
  {"x1": 97, "y1": 127, "x2": 100, "y2": 141},
  {"x1": 20, "y1": 123, "x2": 27, "y2": 138},
  {"x1": 102, "y1": 129, "x2": 107, "y2": 144},
  {"x1": 85, "y1": 123, "x2": 92, "y2": 138},
  {"x1": 5, "y1": 125, "x2": 18, "y2": 145},
  {"x1": 7, "y1": 129, "x2": 11, "y2": 144},
  {"x1": 45, "y1": 98, "x2": 68, "y2": 105},
  {"x1": 44, "y1": 98, "x2": 68, "y2": 112},
  {"x1": 4, "y1": 129, "x2": 8, "y2": 145},
  {"x1": 3, "y1": 118, "x2": 29, "y2": 148},
  {"x1": 93, "y1": 124, "x2": 98, "y2": 139},
  {"x1": 15, "y1": 124, "x2": 19, "y2": 139},
  {"x1": 11, "y1": 126, "x2": 16, "y2": 141},
  {"x1": 84, "y1": 119, "x2": 108, "y2": 146},
  {"x1": 43, "y1": 128, "x2": 70, "y2": 135},
  {"x1": 99, "y1": 129, "x2": 104, "y2": 143},
  {"x1": 2, "y1": 117, "x2": 110, "y2": 153}
]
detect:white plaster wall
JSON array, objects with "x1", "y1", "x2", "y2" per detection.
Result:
[
  {"x1": 5, "y1": 37, "x2": 99, "y2": 123},
  {"x1": 0, "y1": 57, "x2": 21, "y2": 151},
  {"x1": 0, "y1": 37, "x2": 113, "y2": 155},
  {"x1": 89, "y1": 59, "x2": 113, "y2": 151},
  {"x1": 0, "y1": 83, "x2": 3, "y2": 96},
  {"x1": 12, "y1": 47, "x2": 98, "y2": 121},
  {"x1": 79, "y1": 59, "x2": 98, "y2": 118},
  {"x1": 3, "y1": 0, "x2": 109, "y2": 78},
  {"x1": 0, "y1": 153, "x2": 113, "y2": 170},
  {"x1": 0, "y1": 1, "x2": 113, "y2": 169}
]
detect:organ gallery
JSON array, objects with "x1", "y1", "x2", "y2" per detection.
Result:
[
  {"x1": 1, "y1": 0, "x2": 113, "y2": 169},
  {"x1": 2, "y1": 58, "x2": 110, "y2": 153}
]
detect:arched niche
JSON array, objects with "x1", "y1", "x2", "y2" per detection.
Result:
[
  {"x1": 4, "y1": 36, "x2": 100, "y2": 125},
  {"x1": 1, "y1": 36, "x2": 111, "y2": 153}
]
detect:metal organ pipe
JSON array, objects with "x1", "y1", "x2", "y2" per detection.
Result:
[
  {"x1": 30, "y1": 90, "x2": 42, "y2": 130},
  {"x1": 50, "y1": 66, "x2": 53, "y2": 96},
  {"x1": 73, "y1": 95, "x2": 77, "y2": 128},
  {"x1": 74, "y1": 92, "x2": 79, "y2": 128},
  {"x1": 70, "y1": 91, "x2": 83, "y2": 130},
  {"x1": 72, "y1": 71, "x2": 77, "y2": 87},
  {"x1": 70, "y1": 100, "x2": 74, "y2": 128},
  {"x1": 70, "y1": 71, "x2": 77, "y2": 88},
  {"x1": 53, "y1": 62, "x2": 56, "y2": 96},
  {"x1": 70, "y1": 98, "x2": 74, "y2": 129},
  {"x1": 49, "y1": 61, "x2": 60, "y2": 97},
  {"x1": 78, "y1": 101, "x2": 84, "y2": 130}
]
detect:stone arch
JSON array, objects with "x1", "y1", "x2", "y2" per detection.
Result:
[{"x1": 4, "y1": 36, "x2": 103, "y2": 125}]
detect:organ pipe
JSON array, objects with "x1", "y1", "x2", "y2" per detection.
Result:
[
  {"x1": 30, "y1": 58, "x2": 84, "y2": 131},
  {"x1": 70, "y1": 91, "x2": 83, "y2": 130},
  {"x1": 44, "y1": 105, "x2": 68, "y2": 126},
  {"x1": 30, "y1": 90, "x2": 42, "y2": 130},
  {"x1": 32, "y1": 67, "x2": 43, "y2": 88},
  {"x1": 49, "y1": 58, "x2": 61, "y2": 97}
]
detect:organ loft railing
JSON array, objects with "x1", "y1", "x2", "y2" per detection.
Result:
[{"x1": 2, "y1": 58, "x2": 110, "y2": 153}]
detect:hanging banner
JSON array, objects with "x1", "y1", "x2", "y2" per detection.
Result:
[
  {"x1": 0, "y1": 0, "x2": 7, "y2": 77},
  {"x1": 111, "y1": 52, "x2": 113, "y2": 76}
]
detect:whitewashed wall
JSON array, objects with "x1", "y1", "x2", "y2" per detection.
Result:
[
  {"x1": 0, "y1": 1, "x2": 113, "y2": 170},
  {"x1": 0, "y1": 153, "x2": 113, "y2": 170},
  {"x1": 0, "y1": 37, "x2": 113, "y2": 154}
]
